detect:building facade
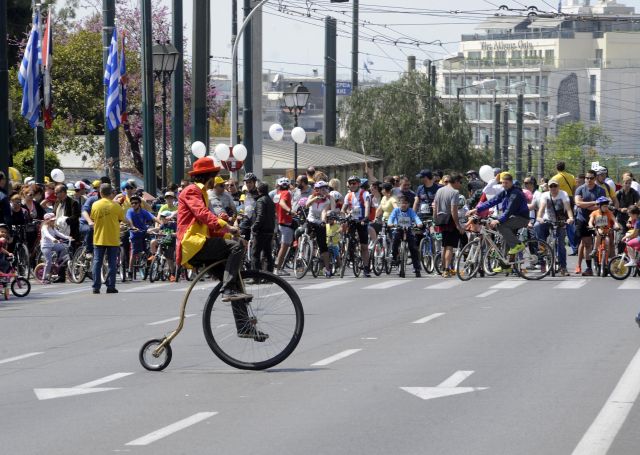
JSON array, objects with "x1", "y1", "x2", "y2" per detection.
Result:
[{"x1": 439, "y1": 0, "x2": 640, "y2": 161}]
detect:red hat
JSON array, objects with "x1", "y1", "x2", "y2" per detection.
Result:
[{"x1": 188, "y1": 157, "x2": 221, "y2": 176}]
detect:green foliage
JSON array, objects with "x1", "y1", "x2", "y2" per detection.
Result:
[
  {"x1": 13, "y1": 148, "x2": 61, "y2": 178},
  {"x1": 545, "y1": 122, "x2": 611, "y2": 176},
  {"x1": 339, "y1": 72, "x2": 486, "y2": 179}
]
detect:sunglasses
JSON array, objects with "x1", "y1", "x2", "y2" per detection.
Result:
[
  {"x1": 549, "y1": 184, "x2": 559, "y2": 188},
  {"x1": 585, "y1": 176, "x2": 595, "y2": 180},
  {"x1": 524, "y1": 181, "x2": 533, "y2": 184}
]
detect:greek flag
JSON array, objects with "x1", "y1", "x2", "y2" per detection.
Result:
[
  {"x1": 104, "y1": 28, "x2": 121, "y2": 131},
  {"x1": 18, "y1": 11, "x2": 41, "y2": 128}
]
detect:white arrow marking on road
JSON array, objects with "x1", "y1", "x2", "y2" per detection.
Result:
[
  {"x1": 34, "y1": 372, "x2": 133, "y2": 401},
  {"x1": 401, "y1": 370, "x2": 488, "y2": 401},
  {"x1": 126, "y1": 412, "x2": 218, "y2": 446},
  {"x1": 412, "y1": 313, "x2": 445, "y2": 324}
]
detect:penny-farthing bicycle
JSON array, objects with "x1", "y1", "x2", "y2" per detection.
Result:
[{"x1": 139, "y1": 259, "x2": 304, "y2": 371}]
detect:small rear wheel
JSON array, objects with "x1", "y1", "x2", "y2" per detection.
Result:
[
  {"x1": 608, "y1": 255, "x2": 631, "y2": 280},
  {"x1": 11, "y1": 277, "x2": 31, "y2": 297},
  {"x1": 515, "y1": 239, "x2": 553, "y2": 280},
  {"x1": 456, "y1": 240, "x2": 481, "y2": 281},
  {"x1": 33, "y1": 263, "x2": 47, "y2": 284},
  {"x1": 139, "y1": 339, "x2": 172, "y2": 371}
]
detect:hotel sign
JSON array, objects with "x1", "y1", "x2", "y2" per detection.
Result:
[{"x1": 481, "y1": 40, "x2": 536, "y2": 51}]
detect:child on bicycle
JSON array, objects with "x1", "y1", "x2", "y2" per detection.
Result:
[
  {"x1": 149, "y1": 211, "x2": 178, "y2": 280},
  {"x1": 623, "y1": 206, "x2": 640, "y2": 266},
  {"x1": 588, "y1": 197, "x2": 620, "y2": 261},
  {"x1": 326, "y1": 211, "x2": 341, "y2": 269},
  {"x1": 388, "y1": 196, "x2": 423, "y2": 277},
  {"x1": 40, "y1": 212, "x2": 73, "y2": 284}
]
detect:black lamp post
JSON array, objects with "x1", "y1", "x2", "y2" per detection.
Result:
[
  {"x1": 152, "y1": 40, "x2": 180, "y2": 191},
  {"x1": 283, "y1": 82, "x2": 310, "y2": 177}
]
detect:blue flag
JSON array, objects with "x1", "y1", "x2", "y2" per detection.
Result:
[
  {"x1": 104, "y1": 28, "x2": 121, "y2": 131},
  {"x1": 18, "y1": 11, "x2": 41, "y2": 128}
]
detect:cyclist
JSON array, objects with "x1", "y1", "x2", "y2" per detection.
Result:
[
  {"x1": 293, "y1": 175, "x2": 313, "y2": 212},
  {"x1": 433, "y1": 173, "x2": 465, "y2": 277},
  {"x1": 157, "y1": 191, "x2": 178, "y2": 215},
  {"x1": 595, "y1": 167, "x2": 619, "y2": 210},
  {"x1": 251, "y1": 182, "x2": 276, "y2": 273},
  {"x1": 207, "y1": 176, "x2": 236, "y2": 218},
  {"x1": 535, "y1": 178, "x2": 574, "y2": 276},
  {"x1": 342, "y1": 175, "x2": 372, "y2": 277},
  {"x1": 466, "y1": 170, "x2": 485, "y2": 194},
  {"x1": 377, "y1": 182, "x2": 399, "y2": 223},
  {"x1": 238, "y1": 173, "x2": 259, "y2": 242},
  {"x1": 575, "y1": 169, "x2": 606, "y2": 276},
  {"x1": 305, "y1": 180, "x2": 336, "y2": 278},
  {"x1": 52, "y1": 184, "x2": 81, "y2": 241},
  {"x1": 588, "y1": 197, "x2": 621, "y2": 266},
  {"x1": 40, "y1": 212, "x2": 73, "y2": 284},
  {"x1": 388, "y1": 196, "x2": 423, "y2": 277},
  {"x1": 126, "y1": 195, "x2": 159, "y2": 275},
  {"x1": 468, "y1": 172, "x2": 529, "y2": 273},
  {"x1": 326, "y1": 211, "x2": 341, "y2": 269},
  {"x1": 148, "y1": 211, "x2": 177, "y2": 281},
  {"x1": 273, "y1": 177, "x2": 294, "y2": 276},
  {"x1": 615, "y1": 177, "x2": 640, "y2": 250},
  {"x1": 622, "y1": 206, "x2": 640, "y2": 266}
]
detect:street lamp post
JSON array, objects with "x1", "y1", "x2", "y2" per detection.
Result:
[
  {"x1": 152, "y1": 40, "x2": 180, "y2": 191},
  {"x1": 283, "y1": 82, "x2": 310, "y2": 178}
]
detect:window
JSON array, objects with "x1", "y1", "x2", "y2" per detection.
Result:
[
  {"x1": 590, "y1": 75, "x2": 597, "y2": 95},
  {"x1": 544, "y1": 49, "x2": 554, "y2": 63},
  {"x1": 540, "y1": 76, "x2": 548, "y2": 96},
  {"x1": 511, "y1": 50, "x2": 522, "y2": 60},
  {"x1": 590, "y1": 100, "x2": 597, "y2": 121},
  {"x1": 485, "y1": 50, "x2": 493, "y2": 60},
  {"x1": 467, "y1": 51, "x2": 481, "y2": 60},
  {"x1": 541, "y1": 101, "x2": 549, "y2": 117},
  {"x1": 495, "y1": 51, "x2": 507, "y2": 62},
  {"x1": 444, "y1": 76, "x2": 451, "y2": 95},
  {"x1": 595, "y1": 49, "x2": 603, "y2": 61},
  {"x1": 464, "y1": 101, "x2": 476, "y2": 119},
  {"x1": 479, "y1": 102, "x2": 492, "y2": 120}
]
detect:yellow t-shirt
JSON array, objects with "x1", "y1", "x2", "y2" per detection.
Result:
[
  {"x1": 379, "y1": 195, "x2": 398, "y2": 221},
  {"x1": 326, "y1": 223, "x2": 341, "y2": 247},
  {"x1": 552, "y1": 171, "x2": 576, "y2": 197},
  {"x1": 91, "y1": 198, "x2": 124, "y2": 246}
]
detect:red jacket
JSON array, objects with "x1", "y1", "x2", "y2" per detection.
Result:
[{"x1": 176, "y1": 183, "x2": 226, "y2": 266}]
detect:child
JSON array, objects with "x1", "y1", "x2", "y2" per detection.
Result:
[
  {"x1": 388, "y1": 196, "x2": 423, "y2": 277},
  {"x1": 588, "y1": 197, "x2": 621, "y2": 259},
  {"x1": 149, "y1": 211, "x2": 178, "y2": 280},
  {"x1": 326, "y1": 211, "x2": 341, "y2": 268},
  {"x1": 0, "y1": 225, "x2": 14, "y2": 299},
  {"x1": 623, "y1": 206, "x2": 640, "y2": 266},
  {"x1": 40, "y1": 212, "x2": 73, "y2": 284}
]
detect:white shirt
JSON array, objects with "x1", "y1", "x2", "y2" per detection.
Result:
[
  {"x1": 483, "y1": 178, "x2": 502, "y2": 201},
  {"x1": 541, "y1": 190, "x2": 570, "y2": 222},
  {"x1": 307, "y1": 197, "x2": 332, "y2": 224}
]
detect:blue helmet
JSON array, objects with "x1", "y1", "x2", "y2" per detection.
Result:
[{"x1": 596, "y1": 196, "x2": 610, "y2": 205}]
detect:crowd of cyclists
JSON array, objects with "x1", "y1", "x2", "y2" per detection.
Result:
[{"x1": 0, "y1": 158, "x2": 639, "y2": 296}]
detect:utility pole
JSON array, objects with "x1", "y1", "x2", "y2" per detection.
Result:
[
  {"x1": 242, "y1": 0, "x2": 253, "y2": 171},
  {"x1": 324, "y1": 16, "x2": 337, "y2": 147},
  {"x1": 502, "y1": 107, "x2": 509, "y2": 171},
  {"x1": 0, "y1": 0, "x2": 9, "y2": 187},
  {"x1": 352, "y1": 0, "x2": 358, "y2": 90},
  {"x1": 494, "y1": 103, "x2": 501, "y2": 168},
  {"x1": 527, "y1": 143, "x2": 533, "y2": 175},
  {"x1": 430, "y1": 65, "x2": 436, "y2": 91},
  {"x1": 407, "y1": 55, "x2": 416, "y2": 72},
  {"x1": 250, "y1": 0, "x2": 263, "y2": 177},
  {"x1": 515, "y1": 93, "x2": 523, "y2": 181},
  {"x1": 539, "y1": 143, "x2": 545, "y2": 178},
  {"x1": 191, "y1": 0, "x2": 208, "y2": 153},
  {"x1": 140, "y1": 0, "x2": 156, "y2": 194},
  {"x1": 171, "y1": 0, "x2": 184, "y2": 184},
  {"x1": 102, "y1": 0, "x2": 120, "y2": 186}
]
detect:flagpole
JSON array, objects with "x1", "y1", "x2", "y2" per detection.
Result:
[
  {"x1": 102, "y1": 0, "x2": 120, "y2": 187},
  {"x1": 34, "y1": 2, "x2": 45, "y2": 185},
  {"x1": 0, "y1": 0, "x2": 9, "y2": 188}
]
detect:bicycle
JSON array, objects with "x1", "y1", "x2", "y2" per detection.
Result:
[
  {"x1": 418, "y1": 219, "x2": 439, "y2": 274},
  {"x1": 149, "y1": 233, "x2": 176, "y2": 282},
  {"x1": 456, "y1": 217, "x2": 553, "y2": 281},
  {"x1": 591, "y1": 226, "x2": 617, "y2": 277},
  {"x1": 542, "y1": 221, "x2": 568, "y2": 277},
  {"x1": 34, "y1": 239, "x2": 72, "y2": 284},
  {"x1": 0, "y1": 255, "x2": 31, "y2": 300},
  {"x1": 608, "y1": 239, "x2": 639, "y2": 280},
  {"x1": 10, "y1": 224, "x2": 33, "y2": 279},
  {"x1": 139, "y1": 259, "x2": 304, "y2": 371},
  {"x1": 391, "y1": 226, "x2": 414, "y2": 278},
  {"x1": 293, "y1": 215, "x2": 321, "y2": 279},
  {"x1": 371, "y1": 222, "x2": 393, "y2": 276},
  {"x1": 338, "y1": 217, "x2": 363, "y2": 278}
]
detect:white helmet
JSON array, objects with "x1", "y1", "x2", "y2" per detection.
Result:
[
  {"x1": 314, "y1": 180, "x2": 329, "y2": 189},
  {"x1": 276, "y1": 177, "x2": 290, "y2": 187},
  {"x1": 330, "y1": 190, "x2": 343, "y2": 201}
]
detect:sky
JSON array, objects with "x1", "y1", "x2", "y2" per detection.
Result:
[{"x1": 68, "y1": 0, "x2": 640, "y2": 83}]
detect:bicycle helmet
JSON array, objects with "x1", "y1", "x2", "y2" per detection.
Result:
[
  {"x1": 330, "y1": 190, "x2": 343, "y2": 201},
  {"x1": 74, "y1": 181, "x2": 88, "y2": 191},
  {"x1": 276, "y1": 177, "x2": 290, "y2": 187},
  {"x1": 347, "y1": 175, "x2": 360, "y2": 184},
  {"x1": 596, "y1": 196, "x2": 610, "y2": 205},
  {"x1": 360, "y1": 178, "x2": 368, "y2": 186},
  {"x1": 314, "y1": 180, "x2": 329, "y2": 189},
  {"x1": 327, "y1": 210, "x2": 339, "y2": 220},
  {"x1": 243, "y1": 172, "x2": 257, "y2": 182}
]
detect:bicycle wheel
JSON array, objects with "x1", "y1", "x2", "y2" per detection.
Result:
[
  {"x1": 372, "y1": 240, "x2": 385, "y2": 276},
  {"x1": 608, "y1": 255, "x2": 632, "y2": 280},
  {"x1": 456, "y1": 240, "x2": 481, "y2": 281},
  {"x1": 515, "y1": 239, "x2": 553, "y2": 280},
  {"x1": 33, "y1": 263, "x2": 47, "y2": 284},
  {"x1": 352, "y1": 249, "x2": 362, "y2": 277},
  {"x1": 482, "y1": 246, "x2": 501, "y2": 276},
  {"x1": 433, "y1": 251, "x2": 443, "y2": 275},
  {"x1": 419, "y1": 237, "x2": 434, "y2": 274},
  {"x1": 139, "y1": 339, "x2": 172, "y2": 371},
  {"x1": 600, "y1": 246, "x2": 608, "y2": 277},
  {"x1": 149, "y1": 257, "x2": 161, "y2": 283},
  {"x1": 11, "y1": 277, "x2": 31, "y2": 297},
  {"x1": 202, "y1": 270, "x2": 304, "y2": 370},
  {"x1": 69, "y1": 247, "x2": 87, "y2": 284},
  {"x1": 399, "y1": 242, "x2": 407, "y2": 278},
  {"x1": 15, "y1": 243, "x2": 30, "y2": 278},
  {"x1": 339, "y1": 242, "x2": 348, "y2": 278},
  {"x1": 293, "y1": 240, "x2": 311, "y2": 279},
  {"x1": 310, "y1": 257, "x2": 322, "y2": 278}
]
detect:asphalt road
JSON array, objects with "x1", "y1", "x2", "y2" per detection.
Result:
[{"x1": 1, "y1": 269, "x2": 640, "y2": 455}]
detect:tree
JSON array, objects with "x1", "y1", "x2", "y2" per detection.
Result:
[
  {"x1": 339, "y1": 72, "x2": 485, "y2": 178},
  {"x1": 13, "y1": 147, "x2": 61, "y2": 178},
  {"x1": 545, "y1": 121, "x2": 611, "y2": 176}
]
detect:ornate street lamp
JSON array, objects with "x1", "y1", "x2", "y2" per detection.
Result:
[
  {"x1": 152, "y1": 40, "x2": 180, "y2": 192},
  {"x1": 282, "y1": 82, "x2": 310, "y2": 177}
]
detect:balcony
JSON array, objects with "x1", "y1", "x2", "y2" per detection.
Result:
[{"x1": 461, "y1": 30, "x2": 575, "y2": 42}]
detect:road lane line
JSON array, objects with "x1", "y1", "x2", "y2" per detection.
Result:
[
  {"x1": 147, "y1": 314, "x2": 197, "y2": 326},
  {"x1": 572, "y1": 345, "x2": 640, "y2": 455},
  {"x1": 618, "y1": 281, "x2": 640, "y2": 290},
  {"x1": 76, "y1": 372, "x2": 134, "y2": 388},
  {"x1": 49, "y1": 286, "x2": 92, "y2": 295},
  {"x1": 490, "y1": 280, "x2": 525, "y2": 289},
  {"x1": 311, "y1": 349, "x2": 362, "y2": 366},
  {"x1": 122, "y1": 283, "x2": 173, "y2": 293},
  {"x1": 476, "y1": 290, "x2": 498, "y2": 298},
  {"x1": 555, "y1": 279, "x2": 587, "y2": 289},
  {"x1": 0, "y1": 352, "x2": 43, "y2": 365},
  {"x1": 125, "y1": 412, "x2": 218, "y2": 446},
  {"x1": 412, "y1": 313, "x2": 445, "y2": 324},
  {"x1": 425, "y1": 281, "x2": 460, "y2": 290},
  {"x1": 363, "y1": 280, "x2": 409, "y2": 290},
  {"x1": 301, "y1": 281, "x2": 353, "y2": 290}
]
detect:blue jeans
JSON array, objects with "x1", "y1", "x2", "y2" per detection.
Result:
[
  {"x1": 79, "y1": 223, "x2": 94, "y2": 254},
  {"x1": 535, "y1": 223, "x2": 567, "y2": 269},
  {"x1": 566, "y1": 222, "x2": 577, "y2": 253},
  {"x1": 92, "y1": 245, "x2": 118, "y2": 290}
]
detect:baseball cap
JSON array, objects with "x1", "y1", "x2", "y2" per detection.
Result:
[
  {"x1": 164, "y1": 191, "x2": 176, "y2": 198},
  {"x1": 214, "y1": 176, "x2": 225, "y2": 186},
  {"x1": 416, "y1": 169, "x2": 433, "y2": 179}
]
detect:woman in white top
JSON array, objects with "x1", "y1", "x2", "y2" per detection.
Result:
[
  {"x1": 305, "y1": 181, "x2": 336, "y2": 277},
  {"x1": 40, "y1": 212, "x2": 73, "y2": 284}
]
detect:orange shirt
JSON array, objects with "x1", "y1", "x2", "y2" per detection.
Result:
[{"x1": 589, "y1": 209, "x2": 615, "y2": 229}]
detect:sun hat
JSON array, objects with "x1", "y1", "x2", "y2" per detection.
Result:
[{"x1": 188, "y1": 157, "x2": 221, "y2": 176}]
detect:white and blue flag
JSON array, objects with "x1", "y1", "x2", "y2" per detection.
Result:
[
  {"x1": 104, "y1": 27, "x2": 121, "y2": 131},
  {"x1": 18, "y1": 11, "x2": 41, "y2": 129}
]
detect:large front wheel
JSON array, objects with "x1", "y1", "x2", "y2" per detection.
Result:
[
  {"x1": 515, "y1": 239, "x2": 553, "y2": 280},
  {"x1": 609, "y1": 255, "x2": 632, "y2": 280},
  {"x1": 293, "y1": 239, "x2": 311, "y2": 279},
  {"x1": 456, "y1": 240, "x2": 481, "y2": 281},
  {"x1": 202, "y1": 270, "x2": 304, "y2": 370}
]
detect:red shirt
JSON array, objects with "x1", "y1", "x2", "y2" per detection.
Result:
[{"x1": 275, "y1": 190, "x2": 293, "y2": 225}]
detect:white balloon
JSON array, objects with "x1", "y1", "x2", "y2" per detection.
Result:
[
  {"x1": 191, "y1": 141, "x2": 206, "y2": 158},
  {"x1": 291, "y1": 126, "x2": 306, "y2": 145},
  {"x1": 233, "y1": 144, "x2": 248, "y2": 161},
  {"x1": 50, "y1": 168, "x2": 65, "y2": 183},
  {"x1": 214, "y1": 143, "x2": 231, "y2": 161},
  {"x1": 479, "y1": 165, "x2": 494, "y2": 184},
  {"x1": 269, "y1": 123, "x2": 284, "y2": 141}
]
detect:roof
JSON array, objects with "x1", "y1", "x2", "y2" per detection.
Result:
[
  {"x1": 474, "y1": 16, "x2": 530, "y2": 31},
  {"x1": 527, "y1": 16, "x2": 566, "y2": 29}
]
